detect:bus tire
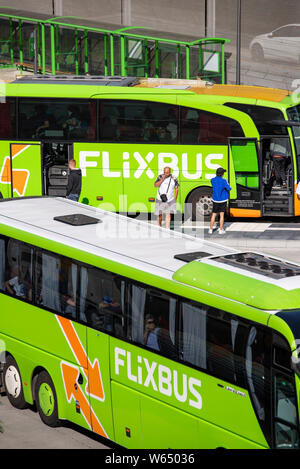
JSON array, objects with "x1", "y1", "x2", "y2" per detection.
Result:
[
  {"x1": 35, "y1": 370, "x2": 59, "y2": 427},
  {"x1": 187, "y1": 187, "x2": 213, "y2": 221},
  {"x1": 3, "y1": 355, "x2": 28, "y2": 409}
]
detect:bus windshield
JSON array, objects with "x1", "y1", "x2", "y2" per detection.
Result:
[
  {"x1": 276, "y1": 309, "x2": 300, "y2": 343},
  {"x1": 287, "y1": 105, "x2": 300, "y2": 160}
]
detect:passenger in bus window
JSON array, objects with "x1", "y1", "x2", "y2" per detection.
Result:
[
  {"x1": 99, "y1": 295, "x2": 121, "y2": 333},
  {"x1": 5, "y1": 265, "x2": 25, "y2": 298},
  {"x1": 144, "y1": 314, "x2": 160, "y2": 351},
  {"x1": 86, "y1": 304, "x2": 104, "y2": 330},
  {"x1": 33, "y1": 104, "x2": 55, "y2": 139},
  {"x1": 166, "y1": 108, "x2": 178, "y2": 142},
  {"x1": 142, "y1": 106, "x2": 156, "y2": 142}
]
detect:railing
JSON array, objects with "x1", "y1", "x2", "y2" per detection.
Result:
[{"x1": 0, "y1": 12, "x2": 230, "y2": 83}]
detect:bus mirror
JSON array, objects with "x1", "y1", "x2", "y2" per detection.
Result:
[{"x1": 291, "y1": 352, "x2": 300, "y2": 375}]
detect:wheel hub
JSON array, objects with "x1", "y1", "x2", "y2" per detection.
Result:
[
  {"x1": 38, "y1": 383, "x2": 54, "y2": 416},
  {"x1": 5, "y1": 365, "x2": 21, "y2": 398},
  {"x1": 196, "y1": 195, "x2": 213, "y2": 217}
]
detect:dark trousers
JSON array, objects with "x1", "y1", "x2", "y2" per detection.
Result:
[{"x1": 272, "y1": 156, "x2": 286, "y2": 185}]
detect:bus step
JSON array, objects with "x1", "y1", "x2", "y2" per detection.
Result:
[
  {"x1": 48, "y1": 186, "x2": 67, "y2": 197},
  {"x1": 263, "y1": 200, "x2": 289, "y2": 208}
]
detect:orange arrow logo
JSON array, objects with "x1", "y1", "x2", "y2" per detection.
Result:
[
  {"x1": 56, "y1": 315, "x2": 104, "y2": 401},
  {"x1": 60, "y1": 361, "x2": 107, "y2": 438},
  {"x1": 0, "y1": 144, "x2": 30, "y2": 196},
  {"x1": 56, "y1": 316, "x2": 107, "y2": 438}
]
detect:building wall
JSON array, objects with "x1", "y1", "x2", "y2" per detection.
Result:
[{"x1": 1, "y1": 0, "x2": 300, "y2": 89}]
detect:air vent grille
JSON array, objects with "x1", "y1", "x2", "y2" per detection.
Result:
[{"x1": 212, "y1": 252, "x2": 300, "y2": 279}]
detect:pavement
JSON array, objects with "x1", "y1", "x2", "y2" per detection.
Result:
[
  {"x1": 166, "y1": 218, "x2": 300, "y2": 263},
  {"x1": 0, "y1": 395, "x2": 110, "y2": 449},
  {"x1": 176, "y1": 220, "x2": 300, "y2": 248}
]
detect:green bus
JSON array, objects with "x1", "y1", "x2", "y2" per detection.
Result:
[
  {"x1": 189, "y1": 83, "x2": 300, "y2": 217},
  {"x1": 0, "y1": 196, "x2": 300, "y2": 449},
  {"x1": 0, "y1": 75, "x2": 263, "y2": 220}
]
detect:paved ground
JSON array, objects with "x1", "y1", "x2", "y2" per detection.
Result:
[
  {"x1": 0, "y1": 395, "x2": 110, "y2": 449},
  {"x1": 172, "y1": 219, "x2": 300, "y2": 256}
]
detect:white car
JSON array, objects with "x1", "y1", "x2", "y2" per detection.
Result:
[{"x1": 250, "y1": 24, "x2": 300, "y2": 63}]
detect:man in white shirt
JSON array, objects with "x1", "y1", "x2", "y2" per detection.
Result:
[{"x1": 154, "y1": 166, "x2": 179, "y2": 229}]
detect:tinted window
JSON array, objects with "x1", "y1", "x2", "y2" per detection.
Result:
[
  {"x1": 81, "y1": 266, "x2": 125, "y2": 337},
  {"x1": 245, "y1": 326, "x2": 271, "y2": 424},
  {"x1": 0, "y1": 98, "x2": 16, "y2": 139},
  {"x1": 99, "y1": 100, "x2": 178, "y2": 144},
  {"x1": 127, "y1": 283, "x2": 177, "y2": 359},
  {"x1": 178, "y1": 301, "x2": 248, "y2": 386},
  {"x1": 225, "y1": 103, "x2": 288, "y2": 135},
  {"x1": 2, "y1": 238, "x2": 33, "y2": 302},
  {"x1": 19, "y1": 99, "x2": 96, "y2": 141},
  {"x1": 180, "y1": 107, "x2": 244, "y2": 144},
  {"x1": 272, "y1": 27, "x2": 292, "y2": 37},
  {"x1": 35, "y1": 251, "x2": 77, "y2": 318}
]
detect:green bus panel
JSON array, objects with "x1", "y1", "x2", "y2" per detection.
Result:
[
  {"x1": 109, "y1": 337, "x2": 268, "y2": 449},
  {"x1": 74, "y1": 142, "x2": 229, "y2": 212}
]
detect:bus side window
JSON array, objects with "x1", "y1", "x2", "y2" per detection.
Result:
[
  {"x1": 99, "y1": 100, "x2": 178, "y2": 144},
  {"x1": 245, "y1": 326, "x2": 271, "y2": 424},
  {"x1": 5, "y1": 239, "x2": 33, "y2": 302},
  {"x1": 80, "y1": 266, "x2": 125, "y2": 337},
  {"x1": 0, "y1": 236, "x2": 6, "y2": 292},
  {"x1": 127, "y1": 283, "x2": 177, "y2": 360},
  {"x1": 35, "y1": 251, "x2": 77, "y2": 318},
  {"x1": 206, "y1": 309, "x2": 236, "y2": 383},
  {"x1": 180, "y1": 106, "x2": 244, "y2": 145},
  {"x1": 0, "y1": 98, "x2": 16, "y2": 139},
  {"x1": 18, "y1": 98, "x2": 96, "y2": 141},
  {"x1": 178, "y1": 300, "x2": 207, "y2": 370}
]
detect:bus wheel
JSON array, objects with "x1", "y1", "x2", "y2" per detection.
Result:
[
  {"x1": 36, "y1": 371, "x2": 59, "y2": 427},
  {"x1": 187, "y1": 188, "x2": 213, "y2": 221},
  {"x1": 3, "y1": 355, "x2": 28, "y2": 409}
]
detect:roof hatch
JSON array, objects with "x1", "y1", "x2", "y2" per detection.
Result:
[{"x1": 53, "y1": 214, "x2": 101, "y2": 226}]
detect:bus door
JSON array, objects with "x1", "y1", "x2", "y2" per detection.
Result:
[
  {"x1": 228, "y1": 138, "x2": 262, "y2": 217},
  {"x1": 260, "y1": 136, "x2": 293, "y2": 216},
  {"x1": 10, "y1": 143, "x2": 42, "y2": 198},
  {"x1": 42, "y1": 142, "x2": 72, "y2": 197}
]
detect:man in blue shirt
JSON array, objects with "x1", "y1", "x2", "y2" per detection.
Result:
[{"x1": 209, "y1": 167, "x2": 231, "y2": 234}]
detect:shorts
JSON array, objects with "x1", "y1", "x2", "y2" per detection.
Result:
[
  {"x1": 212, "y1": 201, "x2": 227, "y2": 214},
  {"x1": 155, "y1": 199, "x2": 177, "y2": 215}
]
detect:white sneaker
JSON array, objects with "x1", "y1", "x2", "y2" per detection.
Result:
[
  {"x1": 208, "y1": 229, "x2": 213, "y2": 234},
  {"x1": 218, "y1": 229, "x2": 226, "y2": 234}
]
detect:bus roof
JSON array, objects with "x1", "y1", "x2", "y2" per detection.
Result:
[
  {"x1": 190, "y1": 84, "x2": 291, "y2": 103},
  {"x1": 5, "y1": 77, "x2": 295, "y2": 107},
  {"x1": 0, "y1": 197, "x2": 300, "y2": 311}
]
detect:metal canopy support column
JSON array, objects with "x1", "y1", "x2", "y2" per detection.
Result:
[
  {"x1": 186, "y1": 44, "x2": 190, "y2": 79},
  {"x1": 144, "y1": 39, "x2": 148, "y2": 78},
  {"x1": 176, "y1": 44, "x2": 180, "y2": 79},
  {"x1": 9, "y1": 18, "x2": 14, "y2": 66},
  {"x1": 104, "y1": 33, "x2": 108, "y2": 76},
  {"x1": 18, "y1": 19, "x2": 23, "y2": 74},
  {"x1": 41, "y1": 23, "x2": 45, "y2": 74},
  {"x1": 75, "y1": 28, "x2": 79, "y2": 75},
  {"x1": 110, "y1": 34, "x2": 114, "y2": 76},
  {"x1": 155, "y1": 40, "x2": 159, "y2": 78},
  {"x1": 120, "y1": 34, "x2": 126, "y2": 76},
  {"x1": 50, "y1": 24, "x2": 56, "y2": 75},
  {"x1": 84, "y1": 29, "x2": 88, "y2": 74}
]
